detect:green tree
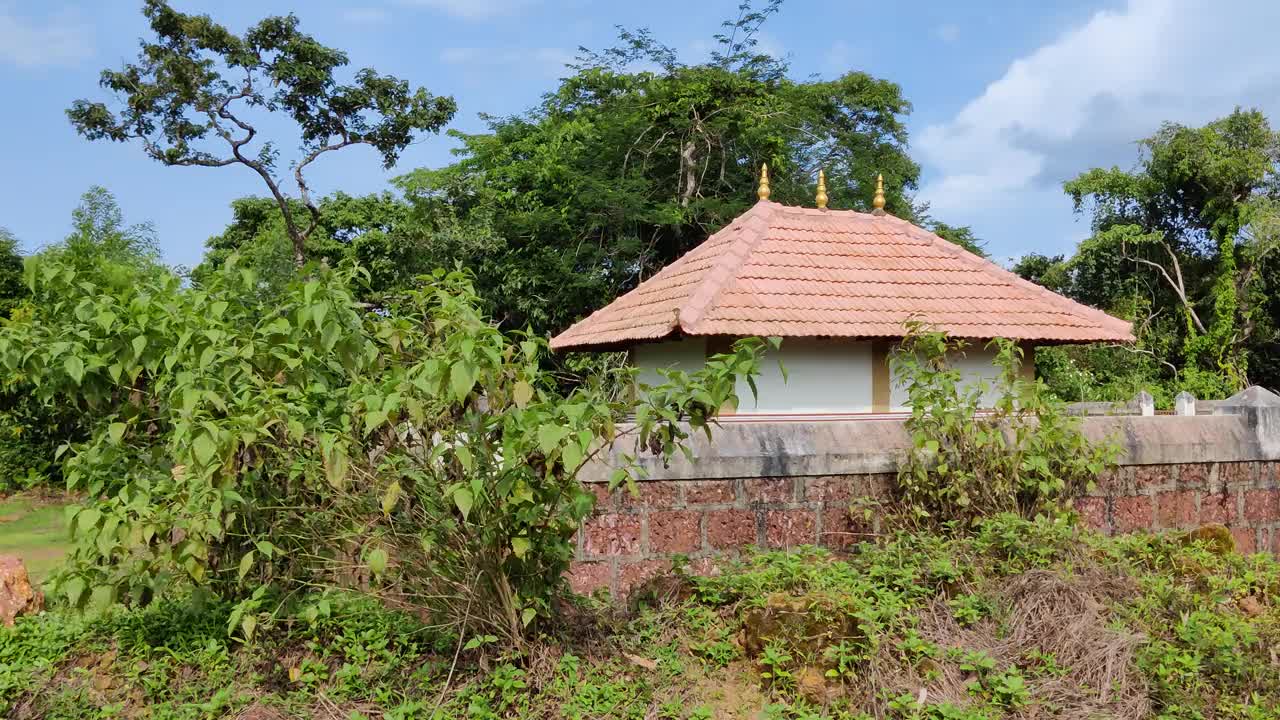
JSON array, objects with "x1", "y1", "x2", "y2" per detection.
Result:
[
  {"x1": 2, "y1": 249, "x2": 765, "y2": 639},
  {"x1": 397, "y1": 3, "x2": 929, "y2": 333},
  {"x1": 67, "y1": 0, "x2": 456, "y2": 268},
  {"x1": 1022, "y1": 109, "x2": 1280, "y2": 398},
  {"x1": 0, "y1": 188, "x2": 159, "y2": 490},
  {"x1": 0, "y1": 229, "x2": 24, "y2": 319}
]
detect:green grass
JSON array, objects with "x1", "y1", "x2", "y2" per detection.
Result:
[{"x1": 0, "y1": 494, "x2": 73, "y2": 584}]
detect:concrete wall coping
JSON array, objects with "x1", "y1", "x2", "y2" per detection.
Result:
[{"x1": 582, "y1": 395, "x2": 1280, "y2": 483}]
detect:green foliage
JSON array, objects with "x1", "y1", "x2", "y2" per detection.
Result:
[
  {"x1": 1099, "y1": 532, "x2": 1280, "y2": 719},
  {"x1": 1022, "y1": 108, "x2": 1280, "y2": 400},
  {"x1": 66, "y1": 0, "x2": 456, "y2": 266},
  {"x1": 4, "y1": 515, "x2": 1279, "y2": 718},
  {"x1": 0, "y1": 188, "x2": 157, "y2": 491},
  {"x1": 389, "y1": 3, "x2": 927, "y2": 334},
  {"x1": 0, "y1": 228, "x2": 24, "y2": 320},
  {"x1": 192, "y1": 193, "x2": 450, "y2": 305},
  {"x1": 891, "y1": 327, "x2": 1119, "y2": 527},
  {"x1": 0, "y1": 252, "x2": 763, "y2": 643}
]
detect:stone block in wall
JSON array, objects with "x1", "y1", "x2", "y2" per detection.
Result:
[
  {"x1": 583, "y1": 514, "x2": 642, "y2": 558},
  {"x1": 1155, "y1": 491, "x2": 1197, "y2": 529},
  {"x1": 1244, "y1": 489, "x2": 1280, "y2": 523},
  {"x1": 706, "y1": 509, "x2": 757, "y2": 549},
  {"x1": 685, "y1": 480, "x2": 737, "y2": 506},
  {"x1": 1220, "y1": 462, "x2": 1260, "y2": 488},
  {"x1": 618, "y1": 559, "x2": 670, "y2": 596},
  {"x1": 1074, "y1": 497, "x2": 1108, "y2": 530},
  {"x1": 567, "y1": 561, "x2": 613, "y2": 596},
  {"x1": 765, "y1": 509, "x2": 817, "y2": 548},
  {"x1": 1198, "y1": 490, "x2": 1238, "y2": 525},
  {"x1": 618, "y1": 481, "x2": 681, "y2": 510},
  {"x1": 743, "y1": 478, "x2": 796, "y2": 504},
  {"x1": 1231, "y1": 527, "x2": 1258, "y2": 554},
  {"x1": 819, "y1": 507, "x2": 861, "y2": 550},
  {"x1": 648, "y1": 511, "x2": 702, "y2": 553},
  {"x1": 1113, "y1": 496, "x2": 1153, "y2": 532}
]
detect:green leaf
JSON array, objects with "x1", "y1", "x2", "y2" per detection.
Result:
[
  {"x1": 193, "y1": 434, "x2": 217, "y2": 466},
  {"x1": 453, "y1": 488, "x2": 474, "y2": 520},
  {"x1": 512, "y1": 380, "x2": 534, "y2": 408},
  {"x1": 240, "y1": 615, "x2": 257, "y2": 641},
  {"x1": 511, "y1": 536, "x2": 530, "y2": 559},
  {"x1": 537, "y1": 424, "x2": 569, "y2": 456},
  {"x1": 561, "y1": 442, "x2": 583, "y2": 473},
  {"x1": 64, "y1": 356, "x2": 85, "y2": 385},
  {"x1": 107, "y1": 423, "x2": 126, "y2": 445},
  {"x1": 63, "y1": 577, "x2": 88, "y2": 608},
  {"x1": 381, "y1": 481, "x2": 402, "y2": 517},
  {"x1": 521, "y1": 607, "x2": 537, "y2": 627},
  {"x1": 364, "y1": 409, "x2": 389, "y2": 437},
  {"x1": 368, "y1": 548, "x2": 388, "y2": 576},
  {"x1": 75, "y1": 507, "x2": 101, "y2": 533},
  {"x1": 450, "y1": 362, "x2": 475, "y2": 403},
  {"x1": 238, "y1": 550, "x2": 256, "y2": 582}
]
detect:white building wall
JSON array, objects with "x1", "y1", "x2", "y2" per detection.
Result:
[
  {"x1": 889, "y1": 345, "x2": 1006, "y2": 411},
  {"x1": 734, "y1": 339, "x2": 875, "y2": 413},
  {"x1": 634, "y1": 338, "x2": 875, "y2": 414},
  {"x1": 634, "y1": 338, "x2": 1018, "y2": 414},
  {"x1": 633, "y1": 337, "x2": 708, "y2": 388}
]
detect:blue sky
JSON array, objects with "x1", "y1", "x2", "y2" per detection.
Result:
[{"x1": 3, "y1": 0, "x2": 1279, "y2": 269}]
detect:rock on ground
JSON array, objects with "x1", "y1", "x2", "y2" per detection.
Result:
[{"x1": 0, "y1": 554, "x2": 44, "y2": 626}]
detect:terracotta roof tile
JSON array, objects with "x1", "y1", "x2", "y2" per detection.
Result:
[{"x1": 550, "y1": 201, "x2": 1133, "y2": 350}]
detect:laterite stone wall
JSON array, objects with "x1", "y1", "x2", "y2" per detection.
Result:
[
  {"x1": 568, "y1": 388, "x2": 1280, "y2": 597},
  {"x1": 569, "y1": 461, "x2": 1280, "y2": 598}
]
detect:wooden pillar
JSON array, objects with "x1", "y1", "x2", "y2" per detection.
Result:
[{"x1": 871, "y1": 340, "x2": 892, "y2": 413}]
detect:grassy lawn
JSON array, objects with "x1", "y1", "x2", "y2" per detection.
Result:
[{"x1": 0, "y1": 493, "x2": 73, "y2": 584}]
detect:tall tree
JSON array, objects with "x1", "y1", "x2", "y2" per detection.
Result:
[
  {"x1": 398, "y1": 3, "x2": 927, "y2": 333},
  {"x1": 67, "y1": 0, "x2": 456, "y2": 267},
  {"x1": 1020, "y1": 109, "x2": 1280, "y2": 398}
]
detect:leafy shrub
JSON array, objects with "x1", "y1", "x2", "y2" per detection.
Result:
[
  {"x1": 0, "y1": 254, "x2": 765, "y2": 644},
  {"x1": 891, "y1": 326, "x2": 1119, "y2": 527}
]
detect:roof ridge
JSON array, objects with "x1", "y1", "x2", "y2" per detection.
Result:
[
  {"x1": 678, "y1": 201, "x2": 778, "y2": 332},
  {"x1": 889, "y1": 216, "x2": 1134, "y2": 339}
]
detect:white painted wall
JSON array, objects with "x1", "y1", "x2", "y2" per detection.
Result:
[
  {"x1": 634, "y1": 338, "x2": 1017, "y2": 414},
  {"x1": 735, "y1": 339, "x2": 875, "y2": 413},
  {"x1": 889, "y1": 345, "x2": 1006, "y2": 411},
  {"x1": 633, "y1": 337, "x2": 708, "y2": 388},
  {"x1": 634, "y1": 338, "x2": 876, "y2": 414}
]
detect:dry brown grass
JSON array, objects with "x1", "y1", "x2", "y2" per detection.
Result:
[{"x1": 835, "y1": 564, "x2": 1152, "y2": 719}]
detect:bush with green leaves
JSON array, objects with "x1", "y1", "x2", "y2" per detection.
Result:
[
  {"x1": 0, "y1": 253, "x2": 765, "y2": 642},
  {"x1": 891, "y1": 326, "x2": 1119, "y2": 527}
]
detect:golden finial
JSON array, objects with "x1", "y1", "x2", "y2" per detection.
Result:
[
  {"x1": 815, "y1": 169, "x2": 828, "y2": 209},
  {"x1": 871, "y1": 173, "x2": 886, "y2": 214},
  {"x1": 757, "y1": 163, "x2": 771, "y2": 201}
]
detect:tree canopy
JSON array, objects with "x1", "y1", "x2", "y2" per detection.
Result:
[
  {"x1": 67, "y1": 0, "x2": 456, "y2": 267},
  {"x1": 202, "y1": 4, "x2": 969, "y2": 337},
  {"x1": 1016, "y1": 108, "x2": 1280, "y2": 400},
  {"x1": 0, "y1": 229, "x2": 24, "y2": 320}
]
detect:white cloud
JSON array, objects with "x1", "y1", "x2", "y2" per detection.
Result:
[
  {"x1": 400, "y1": 0, "x2": 535, "y2": 20},
  {"x1": 917, "y1": 0, "x2": 1280, "y2": 256},
  {"x1": 0, "y1": 6, "x2": 92, "y2": 67},
  {"x1": 439, "y1": 47, "x2": 573, "y2": 78},
  {"x1": 340, "y1": 7, "x2": 391, "y2": 25}
]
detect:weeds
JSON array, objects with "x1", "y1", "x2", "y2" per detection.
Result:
[{"x1": 3, "y1": 515, "x2": 1278, "y2": 719}]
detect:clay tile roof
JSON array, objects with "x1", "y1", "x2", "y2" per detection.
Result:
[{"x1": 550, "y1": 201, "x2": 1134, "y2": 351}]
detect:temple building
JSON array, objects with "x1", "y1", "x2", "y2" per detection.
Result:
[{"x1": 550, "y1": 167, "x2": 1133, "y2": 415}]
